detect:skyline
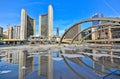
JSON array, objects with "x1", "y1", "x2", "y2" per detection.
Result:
[{"x1": 0, "y1": 0, "x2": 120, "y2": 36}]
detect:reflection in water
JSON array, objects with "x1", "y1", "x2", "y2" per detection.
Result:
[
  {"x1": 18, "y1": 50, "x2": 34, "y2": 79},
  {"x1": 0, "y1": 50, "x2": 53, "y2": 79},
  {"x1": 18, "y1": 50, "x2": 53, "y2": 79},
  {"x1": 0, "y1": 48, "x2": 120, "y2": 79},
  {"x1": 61, "y1": 54, "x2": 86, "y2": 79},
  {"x1": 82, "y1": 49, "x2": 120, "y2": 78},
  {"x1": 62, "y1": 49, "x2": 101, "y2": 79},
  {"x1": 38, "y1": 50, "x2": 53, "y2": 79},
  {"x1": 62, "y1": 48, "x2": 120, "y2": 79}
]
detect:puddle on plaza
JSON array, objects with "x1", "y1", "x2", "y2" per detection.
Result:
[{"x1": 0, "y1": 48, "x2": 120, "y2": 79}]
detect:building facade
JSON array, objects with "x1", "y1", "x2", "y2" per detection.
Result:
[
  {"x1": 13, "y1": 25, "x2": 20, "y2": 39},
  {"x1": 0, "y1": 26, "x2": 3, "y2": 36},
  {"x1": 6, "y1": 27, "x2": 13, "y2": 39},
  {"x1": 91, "y1": 14, "x2": 120, "y2": 44},
  {"x1": 92, "y1": 13, "x2": 104, "y2": 25},
  {"x1": 5, "y1": 25, "x2": 20, "y2": 39},
  {"x1": 91, "y1": 13, "x2": 104, "y2": 40},
  {"x1": 39, "y1": 5, "x2": 53, "y2": 40},
  {"x1": 56, "y1": 26, "x2": 59, "y2": 37},
  {"x1": 64, "y1": 24, "x2": 81, "y2": 41},
  {"x1": 20, "y1": 9, "x2": 36, "y2": 40},
  {"x1": 39, "y1": 14, "x2": 48, "y2": 38},
  {"x1": 48, "y1": 5, "x2": 53, "y2": 39}
]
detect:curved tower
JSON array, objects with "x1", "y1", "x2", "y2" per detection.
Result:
[
  {"x1": 48, "y1": 5, "x2": 53, "y2": 40},
  {"x1": 20, "y1": 9, "x2": 27, "y2": 40},
  {"x1": 20, "y1": 9, "x2": 36, "y2": 40},
  {"x1": 39, "y1": 5, "x2": 53, "y2": 40}
]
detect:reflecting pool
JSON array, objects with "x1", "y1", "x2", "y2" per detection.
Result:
[{"x1": 0, "y1": 47, "x2": 120, "y2": 79}]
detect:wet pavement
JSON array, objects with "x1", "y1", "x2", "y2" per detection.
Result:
[{"x1": 0, "y1": 47, "x2": 120, "y2": 79}]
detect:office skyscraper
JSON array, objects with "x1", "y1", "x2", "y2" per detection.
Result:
[
  {"x1": 13, "y1": 25, "x2": 20, "y2": 39},
  {"x1": 20, "y1": 9, "x2": 36, "y2": 40},
  {"x1": 39, "y1": 14, "x2": 48, "y2": 38},
  {"x1": 48, "y1": 5, "x2": 53, "y2": 38},
  {"x1": 92, "y1": 13, "x2": 104, "y2": 25},
  {"x1": 56, "y1": 26, "x2": 59, "y2": 37},
  {"x1": 6, "y1": 26, "x2": 13, "y2": 39},
  {"x1": 39, "y1": 5, "x2": 53, "y2": 40},
  {"x1": 91, "y1": 13, "x2": 104, "y2": 40},
  {"x1": 6, "y1": 25, "x2": 20, "y2": 39},
  {"x1": 0, "y1": 26, "x2": 3, "y2": 36}
]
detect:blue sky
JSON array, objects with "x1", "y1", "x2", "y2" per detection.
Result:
[{"x1": 0, "y1": 0, "x2": 120, "y2": 36}]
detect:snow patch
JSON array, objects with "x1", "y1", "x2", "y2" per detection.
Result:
[
  {"x1": 0, "y1": 70, "x2": 11, "y2": 74},
  {"x1": 62, "y1": 54, "x2": 84, "y2": 58}
]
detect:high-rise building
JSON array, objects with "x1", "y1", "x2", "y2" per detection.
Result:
[
  {"x1": 5, "y1": 25, "x2": 20, "y2": 39},
  {"x1": 92, "y1": 13, "x2": 104, "y2": 25},
  {"x1": 91, "y1": 13, "x2": 104, "y2": 40},
  {"x1": 39, "y1": 14, "x2": 48, "y2": 38},
  {"x1": 13, "y1": 25, "x2": 20, "y2": 39},
  {"x1": 48, "y1": 5, "x2": 53, "y2": 38},
  {"x1": 56, "y1": 26, "x2": 59, "y2": 37},
  {"x1": 0, "y1": 26, "x2": 3, "y2": 36},
  {"x1": 6, "y1": 26, "x2": 13, "y2": 39},
  {"x1": 39, "y1": 5, "x2": 53, "y2": 40},
  {"x1": 20, "y1": 9, "x2": 36, "y2": 40}
]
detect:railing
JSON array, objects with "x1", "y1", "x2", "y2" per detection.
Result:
[{"x1": 103, "y1": 70, "x2": 120, "y2": 79}]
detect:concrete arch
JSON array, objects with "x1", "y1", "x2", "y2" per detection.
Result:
[
  {"x1": 60, "y1": 18, "x2": 120, "y2": 44},
  {"x1": 71, "y1": 23, "x2": 120, "y2": 44}
]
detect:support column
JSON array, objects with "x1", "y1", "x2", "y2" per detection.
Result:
[
  {"x1": 108, "y1": 26, "x2": 112, "y2": 44},
  {"x1": 91, "y1": 28, "x2": 96, "y2": 40},
  {"x1": 110, "y1": 51, "x2": 113, "y2": 63}
]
